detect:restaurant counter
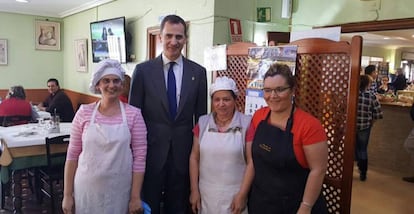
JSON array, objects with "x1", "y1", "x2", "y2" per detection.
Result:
[
  {"x1": 380, "y1": 101, "x2": 412, "y2": 107},
  {"x1": 369, "y1": 104, "x2": 413, "y2": 176}
]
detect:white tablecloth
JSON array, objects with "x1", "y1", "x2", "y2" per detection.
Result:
[
  {"x1": 37, "y1": 111, "x2": 51, "y2": 119},
  {"x1": 0, "y1": 122, "x2": 71, "y2": 148}
]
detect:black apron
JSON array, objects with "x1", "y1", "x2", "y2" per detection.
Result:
[{"x1": 248, "y1": 107, "x2": 327, "y2": 214}]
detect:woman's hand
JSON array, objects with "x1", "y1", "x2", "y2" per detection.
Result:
[
  {"x1": 62, "y1": 195, "x2": 74, "y2": 214},
  {"x1": 230, "y1": 192, "x2": 246, "y2": 214},
  {"x1": 296, "y1": 202, "x2": 312, "y2": 214},
  {"x1": 189, "y1": 190, "x2": 201, "y2": 213},
  {"x1": 128, "y1": 198, "x2": 143, "y2": 214}
]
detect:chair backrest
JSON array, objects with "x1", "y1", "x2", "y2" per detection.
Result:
[
  {"x1": 0, "y1": 139, "x2": 12, "y2": 166},
  {"x1": 45, "y1": 135, "x2": 70, "y2": 169},
  {"x1": 0, "y1": 115, "x2": 32, "y2": 127}
]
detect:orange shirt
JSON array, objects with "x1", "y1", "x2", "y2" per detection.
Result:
[{"x1": 249, "y1": 107, "x2": 327, "y2": 168}]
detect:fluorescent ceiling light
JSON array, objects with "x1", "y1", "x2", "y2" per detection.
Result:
[{"x1": 16, "y1": 0, "x2": 29, "y2": 3}]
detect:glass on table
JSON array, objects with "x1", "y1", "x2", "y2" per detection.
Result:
[
  {"x1": 37, "y1": 118, "x2": 45, "y2": 126},
  {"x1": 48, "y1": 115, "x2": 60, "y2": 133},
  {"x1": 36, "y1": 118, "x2": 48, "y2": 135}
]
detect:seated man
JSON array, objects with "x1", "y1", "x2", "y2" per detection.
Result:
[
  {"x1": 38, "y1": 78, "x2": 74, "y2": 122},
  {"x1": 0, "y1": 85, "x2": 34, "y2": 126}
]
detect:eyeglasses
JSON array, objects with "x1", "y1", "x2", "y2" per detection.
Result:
[{"x1": 262, "y1": 86, "x2": 291, "y2": 95}]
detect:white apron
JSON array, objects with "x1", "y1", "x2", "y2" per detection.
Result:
[
  {"x1": 74, "y1": 101, "x2": 132, "y2": 214},
  {"x1": 198, "y1": 124, "x2": 248, "y2": 214}
]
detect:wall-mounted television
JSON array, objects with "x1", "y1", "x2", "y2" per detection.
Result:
[{"x1": 90, "y1": 17, "x2": 127, "y2": 63}]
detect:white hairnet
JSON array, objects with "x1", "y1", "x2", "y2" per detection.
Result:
[
  {"x1": 210, "y1": 76, "x2": 239, "y2": 96},
  {"x1": 89, "y1": 59, "x2": 125, "y2": 94}
]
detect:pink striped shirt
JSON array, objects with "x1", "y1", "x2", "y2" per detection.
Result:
[{"x1": 66, "y1": 102, "x2": 147, "y2": 172}]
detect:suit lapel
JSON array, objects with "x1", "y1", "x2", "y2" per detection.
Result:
[
  {"x1": 151, "y1": 56, "x2": 169, "y2": 112},
  {"x1": 177, "y1": 58, "x2": 193, "y2": 117}
]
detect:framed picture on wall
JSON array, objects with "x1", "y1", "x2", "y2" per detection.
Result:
[
  {"x1": 35, "y1": 20, "x2": 61, "y2": 51},
  {"x1": 257, "y1": 7, "x2": 271, "y2": 22},
  {"x1": 0, "y1": 39, "x2": 7, "y2": 65},
  {"x1": 74, "y1": 39, "x2": 88, "y2": 72}
]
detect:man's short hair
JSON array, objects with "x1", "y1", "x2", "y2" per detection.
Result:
[
  {"x1": 160, "y1": 15, "x2": 187, "y2": 38},
  {"x1": 47, "y1": 78, "x2": 60, "y2": 87},
  {"x1": 364, "y1": 65, "x2": 376, "y2": 76}
]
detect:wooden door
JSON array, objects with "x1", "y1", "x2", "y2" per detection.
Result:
[
  {"x1": 267, "y1": 31, "x2": 290, "y2": 46},
  {"x1": 147, "y1": 23, "x2": 189, "y2": 60},
  {"x1": 147, "y1": 27, "x2": 162, "y2": 60}
]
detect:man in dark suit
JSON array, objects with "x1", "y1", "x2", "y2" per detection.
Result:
[{"x1": 129, "y1": 15, "x2": 207, "y2": 214}]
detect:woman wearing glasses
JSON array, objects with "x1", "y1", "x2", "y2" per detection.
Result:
[
  {"x1": 247, "y1": 63, "x2": 328, "y2": 214},
  {"x1": 62, "y1": 59, "x2": 147, "y2": 214}
]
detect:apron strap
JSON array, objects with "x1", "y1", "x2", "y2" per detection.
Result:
[
  {"x1": 91, "y1": 100, "x2": 128, "y2": 125},
  {"x1": 263, "y1": 105, "x2": 295, "y2": 134},
  {"x1": 285, "y1": 105, "x2": 295, "y2": 133}
]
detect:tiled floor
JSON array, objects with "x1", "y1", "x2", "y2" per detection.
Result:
[
  {"x1": 1, "y1": 166, "x2": 413, "y2": 213},
  {"x1": 351, "y1": 166, "x2": 414, "y2": 214}
]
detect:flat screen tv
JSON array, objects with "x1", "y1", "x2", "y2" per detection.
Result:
[{"x1": 90, "y1": 17, "x2": 127, "y2": 63}]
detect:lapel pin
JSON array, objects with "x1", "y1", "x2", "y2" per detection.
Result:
[{"x1": 192, "y1": 77, "x2": 195, "y2": 80}]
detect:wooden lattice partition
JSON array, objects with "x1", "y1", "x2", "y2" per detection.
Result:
[
  {"x1": 216, "y1": 37, "x2": 362, "y2": 214},
  {"x1": 291, "y1": 36, "x2": 362, "y2": 213},
  {"x1": 213, "y1": 42, "x2": 256, "y2": 113}
]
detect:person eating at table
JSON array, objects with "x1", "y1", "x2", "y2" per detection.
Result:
[
  {"x1": 0, "y1": 85, "x2": 38, "y2": 125},
  {"x1": 37, "y1": 78, "x2": 75, "y2": 122},
  {"x1": 62, "y1": 59, "x2": 147, "y2": 213}
]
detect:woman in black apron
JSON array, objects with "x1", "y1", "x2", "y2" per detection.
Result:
[{"x1": 247, "y1": 64, "x2": 328, "y2": 214}]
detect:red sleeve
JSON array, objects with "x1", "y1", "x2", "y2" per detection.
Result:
[
  {"x1": 292, "y1": 109, "x2": 327, "y2": 168},
  {"x1": 246, "y1": 107, "x2": 270, "y2": 143},
  {"x1": 192, "y1": 124, "x2": 200, "y2": 138},
  {"x1": 119, "y1": 95, "x2": 128, "y2": 103},
  {"x1": 246, "y1": 122, "x2": 256, "y2": 142}
]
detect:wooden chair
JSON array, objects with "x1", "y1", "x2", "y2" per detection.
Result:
[
  {"x1": 36, "y1": 135, "x2": 69, "y2": 213},
  {"x1": 0, "y1": 115, "x2": 32, "y2": 127},
  {"x1": 0, "y1": 138, "x2": 34, "y2": 210},
  {"x1": 0, "y1": 139, "x2": 7, "y2": 209}
]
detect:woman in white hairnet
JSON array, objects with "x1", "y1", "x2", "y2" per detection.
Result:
[
  {"x1": 62, "y1": 59, "x2": 147, "y2": 214},
  {"x1": 189, "y1": 76, "x2": 254, "y2": 214}
]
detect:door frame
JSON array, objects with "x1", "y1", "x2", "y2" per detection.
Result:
[
  {"x1": 327, "y1": 17, "x2": 414, "y2": 33},
  {"x1": 146, "y1": 23, "x2": 189, "y2": 60}
]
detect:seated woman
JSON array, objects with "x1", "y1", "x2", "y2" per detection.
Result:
[
  {"x1": 0, "y1": 85, "x2": 34, "y2": 126},
  {"x1": 377, "y1": 76, "x2": 391, "y2": 94}
]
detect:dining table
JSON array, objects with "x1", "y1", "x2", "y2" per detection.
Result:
[
  {"x1": 0, "y1": 122, "x2": 71, "y2": 213},
  {"x1": 32, "y1": 104, "x2": 51, "y2": 120},
  {"x1": 37, "y1": 110, "x2": 51, "y2": 120}
]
